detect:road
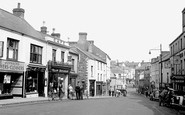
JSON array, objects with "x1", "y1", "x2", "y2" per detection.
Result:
[{"x1": 0, "y1": 88, "x2": 181, "y2": 115}]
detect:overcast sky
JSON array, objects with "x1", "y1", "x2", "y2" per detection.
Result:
[{"x1": 1, "y1": 0, "x2": 185, "y2": 62}]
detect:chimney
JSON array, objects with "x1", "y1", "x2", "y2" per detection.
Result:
[
  {"x1": 79, "y1": 32, "x2": 87, "y2": 41},
  {"x1": 88, "y1": 43, "x2": 93, "y2": 53},
  {"x1": 51, "y1": 28, "x2": 61, "y2": 38},
  {"x1": 13, "y1": 3, "x2": 25, "y2": 18},
  {"x1": 40, "y1": 21, "x2": 47, "y2": 34},
  {"x1": 182, "y1": 8, "x2": 185, "y2": 32},
  {"x1": 88, "y1": 40, "x2": 94, "y2": 45}
]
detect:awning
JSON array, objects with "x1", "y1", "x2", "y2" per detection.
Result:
[
  {"x1": 27, "y1": 64, "x2": 46, "y2": 69},
  {"x1": 27, "y1": 64, "x2": 46, "y2": 72}
]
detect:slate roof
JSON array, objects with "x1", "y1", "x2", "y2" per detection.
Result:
[
  {"x1": 74, "y1": 46, "x2": 106, "y2": 63},
  {"x1": 0, "y1": 8, "x2": 43, "y2": 39},
  {"x1": 70, "y1": 39, "x2": 107, "y2": 63}
]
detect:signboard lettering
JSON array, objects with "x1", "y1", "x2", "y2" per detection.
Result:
[{"x1": 0, "y1": 60, "x2": 24, "y2": 72}]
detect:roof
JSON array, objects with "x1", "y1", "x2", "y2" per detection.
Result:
[
  {"x1": 0, "y1": 8, "x2": 43, "y2": 40},
  {"x1": 136, "y1": 62, "x2": 150, "y2": 70},
  {"x1": 70, "y1": 39, "x2": 107, "y2": 63},
  {"x1": 111, "y1": 66, "x2": 123, "y2": 74},
  {"x1": 74, "y1": 46, "x2": 106, "y2": 63}
]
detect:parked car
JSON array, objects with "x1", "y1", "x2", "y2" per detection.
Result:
[{"x1": 150, "y1": 89, "x2": 159, "y2": 101}]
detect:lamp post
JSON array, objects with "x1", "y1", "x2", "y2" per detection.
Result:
[{"x1": 149, "y1": 44, "x2": 162, "y2": 90}]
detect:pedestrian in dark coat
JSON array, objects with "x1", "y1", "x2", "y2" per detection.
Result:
[{"x1": 75, "y1": 85, "x2": 80, "y2": 100}]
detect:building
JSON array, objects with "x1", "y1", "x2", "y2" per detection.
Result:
[
  {"x1": 150, "y1": 57, "x2": 160, "y2": 90},
  {"x1": 110, "y1": 61, "x2": 125, "y2": 91},
  {"x1": 135, "y1": 61, "x2": 150, "y2": 92},
  {"x1": 0, "y1": 3, "x2": 47, "y2": 99},
  {"x1": 69, "y1": 32, "x2": 110, "y2": 96},
  {"x1": 169, "y1": 8, "x2": 185, "y2": 91},
  {"x1": 160, "y1": 52, "x2": 171, "y2": 88},
  {"x1": 0, "y1": 3, "x2": 77, "y2": 99}
]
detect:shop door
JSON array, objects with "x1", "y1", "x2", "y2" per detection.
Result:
[
  {"x1": 38, "y1": 72, "x2": 44, "y2": 96},
  {"x1": 89, "y1": 80, "x2": 95, "y2": 96}
]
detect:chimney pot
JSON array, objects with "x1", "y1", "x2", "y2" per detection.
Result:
[
  {"x1": 13, "y1": 3, "x2": 25, "y2": 18},
  {"x1": 18, "y1": 3, "x2": 20, "y2": 8}
]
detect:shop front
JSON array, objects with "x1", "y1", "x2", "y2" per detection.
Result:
[
  {"x1": 0, "y1": 59, "x2": 25, "y2": 99},
  {"x1": 25, "y1": 64, "x2": 46, "y2": 98},
  {"x1": 89, "y1": 80, "x2": 95, "y2": 96},
  {"x1": 47, "y1": 61, "x2": 71, "y2": 98},
  {"x1": 171, "y1": 75, "x2": 185, "y2": 91},
  {"x1": 96, "y1": 81, "x2": 103, "y2": 96}
]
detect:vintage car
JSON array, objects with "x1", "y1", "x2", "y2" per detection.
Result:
[{"x1": 150, "y1": 89, "x2": 159, "y2": 101}]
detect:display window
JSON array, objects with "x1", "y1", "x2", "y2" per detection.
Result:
[
  {"x1": 26, "y1": 71, "x2": 38, "y2": 93},
  {"x1": 0, "y1": 73, "x2": 22, "y2": 95}
]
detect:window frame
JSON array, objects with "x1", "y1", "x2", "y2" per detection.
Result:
[
  {"x1": 0, "y1": 41, "x2": 4, "y2": 57},
  {"x1": 52, "y1": 49, "x2": 56, "y2": 62},
  {"x1": 30, "y1": 44, "x2": 42, "y2": 64},
  {"x1": 7, "y1": 38, "x2": 19, "y2": 61}
]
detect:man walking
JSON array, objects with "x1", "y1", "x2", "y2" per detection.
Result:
[{"x1": 75, "y1": 82, "x2": 80, "y2": 100}]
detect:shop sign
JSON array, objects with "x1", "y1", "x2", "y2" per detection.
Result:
[
  {"x1": 51, "y1": 68, "x2": 69, "y2": 73},
  {"x1": 0, "y1": 60, "x2": 24, "y2": 72}
]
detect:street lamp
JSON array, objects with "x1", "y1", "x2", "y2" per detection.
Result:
[{"x1": 149, "y1": 44, "x2": 162, "y2": 90}]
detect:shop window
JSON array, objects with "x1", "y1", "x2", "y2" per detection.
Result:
[
  {"x1": 7, "y1": 38, "x2": 19, "y2": 60},
  {"x1": 30, "y1": 44, "x2": 42, "y2": 64},
  {"x1": 26, "y1": 72, "x2": 38, "y2": 93}
]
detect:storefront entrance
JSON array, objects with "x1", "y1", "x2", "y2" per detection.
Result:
[
  {"x1": 25, "y1": 65, "x2": 45, "y2": 97},
  {"x1": 96, "y1": 81, "x2": 103, "y2": 96},
  {"x1": 89, "y1": 80, "x2": 95, "y2": 96}
]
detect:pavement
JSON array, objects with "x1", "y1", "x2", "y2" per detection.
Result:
[{"x1": 0, "y1": 95, "x2": 113, "y2": 108}]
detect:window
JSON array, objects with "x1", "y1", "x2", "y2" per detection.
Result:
[
  {"x1": 71, "y1": 59, "x2": 75, "y2": 71},
  {"x1": 97, "y1": 73, "x2": 99, "y2": 81},
  {"x1": 0, "y1": 41, "x2": 4, "y2": 57},
  {"x1": 91, "y1": 66, "x2": 93, "y2": 77},
  {"x1": 167, "y1": 73, "x2": 169, "y2": 83},
  {"x1": 181, "y1": 39, "x2": 182, "y2": 50},
  {"x1": 100, "y1": 74, "x2": 102, "y2": 81},
  {"x1": 30, "y1": 44, "x2": 42, "y2": 64},
  {"x1": 7, "y1": 38, "x2": 19, "y2": 60},
  {"x1": 52, "y1": 49, "x2": 56, "y2": 62},
  {"x1": 61, "y1": 51, "x2": 64, "y2": 62},
  {"x1": 98, "y1": 62, "x2": 99, "y2": 70}
]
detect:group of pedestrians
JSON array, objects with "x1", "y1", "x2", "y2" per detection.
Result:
[
  {"x1": 68, "y1": 82, "x2": 84, "y2": 100},
  {"x1": 74, "y1": 82, "x2": 84, "y2": 100},
  {"x1": 49, "y1": 81, "x2": 85, "y2": 100}
]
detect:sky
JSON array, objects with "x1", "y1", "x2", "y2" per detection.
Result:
[{"x1": 1, "y1": 0, "x2": 185, "y2": 62}]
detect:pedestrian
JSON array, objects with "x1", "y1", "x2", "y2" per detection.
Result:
[
  {"x1": 75, "y1": 82, "x2": 80, "y2": 100},
  {"x1": 109, "y1": 89, "x2": 111, "y2": 96},
  {"x1": 79, "y1": 84, "x2": 83, "y2": 100},
  {"x1": 58, "y1": 83, "x2": 63, "y2": 100},
  {"x1": 68, "y1": 84, "x2": 74, "y2": 99},
  {"x1": 49, "y1": 82, "x2": 54, "y2": 100}
]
